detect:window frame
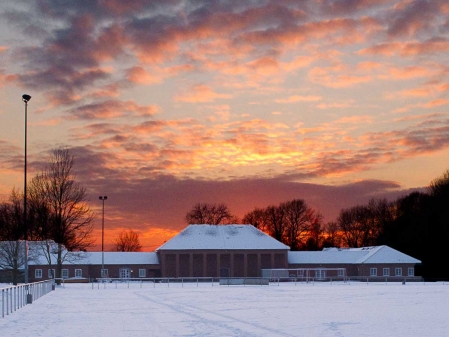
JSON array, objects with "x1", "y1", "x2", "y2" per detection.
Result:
[
  {"x1": 75, "y1": 269, "x2": 82, "y2": 278},
  {"x1": 62, "y1": 269, "x2": 69, "y2": 279},
  {"x1": 370, "y1": 268, "x2": 377, "y2": 277},
  {"x1": 101, "y1": 269, "x2": 108, "y2": 277},
  {"x1": 395, "y1": 267, "x2": 402, "y2": 276},
  {"x1": 139, "y1": 269, "x2": 146, "y2": 278},
  {"x1": 35, "y1": 269, "x2": 42, "y2": 279},
  {"x1": 383, "y1": 268, "x2": 390, "y2": 276},
  {"x1": 408, "y1": 267, "x2": 414, "y2": 276},
  {"x1": 48, "y1": 269, "x2": 55, "y2": 278},
  {"x1": 315, "y1": 269, "x2": 326, "y2": 279}
]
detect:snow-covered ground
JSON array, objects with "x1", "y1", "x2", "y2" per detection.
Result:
[{"x1": 1, "y1": 281, "x2": 448, "y2": 337}]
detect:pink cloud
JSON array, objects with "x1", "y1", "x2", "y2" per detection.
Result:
[
  {"x1": 68, "y1": 100, "x2": 159, "y2": 120},
  {"x1": 359, "y1": 38, "x2": 449, "y2": 56},
  {"x1": 308, "y1": 65, "x2": 372, "y2": 88},
  {"x1": 174, "y1": 84, "x2": 232, "y2": 103},
  {"x1": 126, "y1": 63, "x2": 195, "y2": 85},
  {"x1": 275, "y1": 95, "x2": 322, "y2": 103},
  {"x1": 316, "y1": 100, "x2": 357, "y2": 109},
  {"x1": 386, "y1": 0, "x2": 441, "y2": 38},
  {"x1": 387, "y1": 66, "x2": 432, "y2": 80}
]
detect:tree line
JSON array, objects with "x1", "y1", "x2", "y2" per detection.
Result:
[{"x1": 185, "y1": 169, "x2": 449, "y2": 280}]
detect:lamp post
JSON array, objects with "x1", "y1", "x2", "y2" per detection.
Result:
[
  {"x1": 22, "y1": 94, "x2": 31, "y2": 285},
  {"x1": 99, "y1": 196, "x2": 107, "y2": 278}
]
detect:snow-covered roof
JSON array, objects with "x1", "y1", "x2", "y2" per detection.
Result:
[
  {"x1": 30, "y1": 252, "x2": 160, "y2": 266},
  {"x1": 288, "y1": 246, "x2": 421, "y2": 265},
  {"x1": 157, "y1": 224, "x2": 290, "y2": 250}
]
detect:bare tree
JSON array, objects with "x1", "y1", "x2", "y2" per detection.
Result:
[
  {"x1": 322, "y1": 221, "x2": 342, "y2": 248},
  {"x1": 243, "y1": 199, "x2": 322, "y2": 250},
  {"x1": 31, "y1": 148, "x2": 94, "y2": 281},
  {"x1": 242, "y1": 208, "x2": 266, "y2": 230},
  {"x1": 0, "y1": 241, "x2": 26, "y2": 284},
  {"x1": 185, "y1": 203, "x2": 239, "y2": 225},
  {"x1": 263, "y1": 205, "x2": 286, "y2": 242},
  {"x1": 338, "y1": 198, "x2": 394, "y2": 248},
  {"x1": 113, "y1": 229, "x2": 142, "y2": 252},
  {"x1": 0, "y1": 190, "x2": 26, "y2": 284},
  {"x1": 429, "y1": 169, "x2": 449, "y2": 197},
  {"x1": 281, "y1": 199, "x2": 319, "y2": 250}
]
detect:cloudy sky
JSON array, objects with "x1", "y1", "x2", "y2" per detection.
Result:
[{"x1": 0, "y1": 0, "x2": 448, "y2": 250}]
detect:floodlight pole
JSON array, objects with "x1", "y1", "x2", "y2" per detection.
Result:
[
  {"x1": 22, "y1": 94, "x2": 31, "y2": 285},
  {"x1": 99, "y1": 196, "x2": 107, "y2": 278}
]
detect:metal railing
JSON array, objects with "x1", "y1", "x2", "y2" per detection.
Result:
[
  {"x1": 1, "y1": 279, "x2": 55, "y2": 318},
  {"x1": 91, "y1": 275, "x2": 431, "y2": 289},
  {"x1": 93, "y1": 276, "x2": 344, "y2": 288},
  {"x1": 93, "y1": 277, "x2": 219, "y2": 289}
]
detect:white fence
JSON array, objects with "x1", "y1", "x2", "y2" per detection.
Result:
[{"x1": 1, "y1": 279, "x2": 55, "y2": 318}]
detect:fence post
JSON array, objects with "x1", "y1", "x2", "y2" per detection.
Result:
[
  {"x1": 2, "y1": 289, "x2": 4, "y2": 318},
  {"x1": 26, "y1": 284, "x2": 33, "y2": 304}
]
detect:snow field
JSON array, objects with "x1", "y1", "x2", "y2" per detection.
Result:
[{"x1": 1, "y1": 281, "x2": 448, "y2": 337}]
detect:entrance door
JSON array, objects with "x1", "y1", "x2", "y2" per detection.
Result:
[
  {"x1": 315, "y1": 269, "x2": 326, "y2": 280},
  {"x1": 120, "y1": 268, "x2": 131, "y2": 279}
]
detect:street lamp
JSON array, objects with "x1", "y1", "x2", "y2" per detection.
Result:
[
  {"x1": 99, "y1": 196, "x2": 107, "y2": 278},
  {"x1": 22, "y1": 94, "x2": 31, "y2": 285}
]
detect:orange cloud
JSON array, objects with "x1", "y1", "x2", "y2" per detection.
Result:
[
  {"x1": 309, "y1": 65, "x2": 372, "y2": 88},
  {"x1": 387, "y1": 66, "x2": 432, "y2": 79},
  {"x1": 126, "y1": 64, "x2": 195, "y2": 85},
  {"x1": 316, "y1": 100, "x2": 357, "y2": 109},
  {"x1": 174, "y1": 84, "x2": 232, "y2": 103},
  {"x1": 275, "y1": 95, "x2": 322, "y2": 103},
  {"x1": 334, "y1": 115, "x2": 373, "y2": 125}
]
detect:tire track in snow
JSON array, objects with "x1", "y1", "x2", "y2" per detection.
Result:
[{"x1": 133, "y1": 290, "x2": 295, "y2": 337}]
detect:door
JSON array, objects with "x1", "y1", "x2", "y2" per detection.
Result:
[{"x1": 119, "y1": 268, "x2": 131, "y2": 279}]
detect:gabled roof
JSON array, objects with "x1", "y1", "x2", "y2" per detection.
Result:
[
  {"x1": 288, "y1": 246, "x2": 421, "y2": 265},
  {"x1": 157, "y1": 224, "x2": 290, "y2": 250},
  {"x1": 30, "y1": 252, "x2": 160, "y2": 266}
]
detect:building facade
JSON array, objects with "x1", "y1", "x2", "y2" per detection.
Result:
[{"x1": 23, "y1": 225, "x2": 422, "y2": 282}]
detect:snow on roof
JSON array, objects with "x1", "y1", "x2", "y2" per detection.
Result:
[
  {"x1": 157, "y1": 224, "x2": 290, "y2": 250},
  {"x1": 288, "y1": 246, "x2": 421, "y2": 265},
  {"x1": 30, "y1": 252, "x2": 160, "y2": 266}
]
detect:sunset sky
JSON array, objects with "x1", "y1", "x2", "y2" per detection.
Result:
[{"x1": 0, "y1": 0, "x2": 448, "y2": 251}]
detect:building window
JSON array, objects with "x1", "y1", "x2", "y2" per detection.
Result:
[
  {"x1": 48, "y1": 269, "x2": 55, "y2": 278},
  {"x1": 62, "y1": 269, "x2": 69, "y2": 279},
  {"x1": 383, "y1": 268, "x2": 390, "y2": 276},
  {"x1": 75, "y1": 269, "x2": 82, "y2": 278},
  {"x1": 139, "y1": 269, "x2": 146, "y2": 277},
  {"x1": 408, "y1": 267, "x2": 414, "y2": 276},
  {"x1": 101, "y1": 269, "x2": 108, "y2": 277},
  {"x1": 35, "y1": 269, "x2": 42, "y2": 278},
  {"x1": 370, "y1": 268, "x2": 377, "y2": 276},
  {"x1": 315, "y1": 270, "x2": 326, "y2": 279},
  {"x1": 337, "y1": 269, "x2": 344, "y2": 277},
  {"x1": 395, "y1": 268, "x2": 402, "y2": 276}
]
